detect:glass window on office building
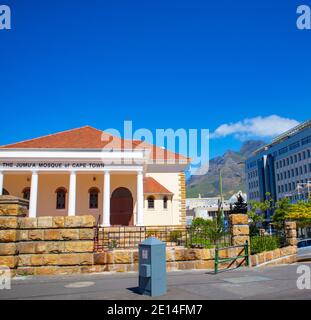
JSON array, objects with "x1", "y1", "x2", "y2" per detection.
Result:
[
  {"x1": 302, "y1": 135, "x2": 311, "y2": 146},
  {"x1": 290, "y1": 141, "x2": 300, "y2": 151}
]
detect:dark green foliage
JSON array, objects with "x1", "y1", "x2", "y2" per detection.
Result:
[
  {"x1": 250, "y1": 235, "x2": 280, "y2": 254},
  {"x1": 169, "y1": 230, "x2": 183, "y2": 243},
  {"x1": 231, "y1": 194, "x2": 248, "y2": 214}
]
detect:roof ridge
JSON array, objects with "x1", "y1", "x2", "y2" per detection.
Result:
[{"x1": 0, "y1": 125, "x2": 104, "y2": 148}]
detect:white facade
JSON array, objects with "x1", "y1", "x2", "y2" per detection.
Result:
[{"x1": 0, "y1": 129, "x2": 189, "y2": 227}]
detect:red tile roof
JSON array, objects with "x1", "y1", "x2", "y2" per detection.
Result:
[
  {"x1": 0, "y1": 126, "x2": 190, "y2": 162},
  {"x1": 144, "y1": 177, "x2": 173, "y2": 194}
]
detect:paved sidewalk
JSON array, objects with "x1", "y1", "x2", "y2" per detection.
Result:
[{"x1": 1, "y1": 262, "x2": 311, "y2": 300}]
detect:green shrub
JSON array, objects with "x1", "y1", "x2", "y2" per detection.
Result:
[
  {"x1": 108, "y1": 239, "x2": 118, "y2": 249},
  {"x1": 169, "y1": 231, "x2": 182, "y2": 243},
  {"x1": 189, "y1": 217, "x2": 229, "y2": 248},
  {"x1": 250, "y1": 235, "x2": 280, "y2": 254}
]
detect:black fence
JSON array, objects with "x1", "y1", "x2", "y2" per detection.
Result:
[{"x1": 94, "y1": 225, "x2": 232, "y2": 251}]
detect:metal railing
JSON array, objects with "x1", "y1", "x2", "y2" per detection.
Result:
[{"x1": 94, "y1": 224, "x2": 231, "y2": 251}]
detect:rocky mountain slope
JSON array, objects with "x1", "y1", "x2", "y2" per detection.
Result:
[{"x1": 187, "y1": 140, "x2": 266, "y2": 198}]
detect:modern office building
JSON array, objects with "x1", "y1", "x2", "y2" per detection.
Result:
[{"x1": 245, "y1": 119, "x2": 311, "y2": 221}]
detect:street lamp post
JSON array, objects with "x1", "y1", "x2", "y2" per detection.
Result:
[{"x1": 219, "y1": 168, "x2": 225, "y2": 231}]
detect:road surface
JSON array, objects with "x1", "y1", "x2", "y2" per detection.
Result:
[
  {"x1": 297, "y1": 246, "x2": 311, "y2": 262},
  {"x1": 1, "y1": 262, "x2": 311, "y2": 300}
]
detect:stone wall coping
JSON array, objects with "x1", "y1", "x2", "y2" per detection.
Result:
[{"x1": 0, "y1": 195, "x2": 29, "y2": 206}]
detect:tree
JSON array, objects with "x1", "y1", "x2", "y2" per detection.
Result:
[
  {"x1": 191, "y1": 217, "x2": 225, "y2": 244},
  {"x1": 231, "y1": 194, "x2": 248, "y2": 214},
  {"x1": 286, "y1": 200, "x2": 311, "y2": 221},
  {"x1": 272, "y1": 197, "x2": 291, "y2": 223},
  {"x1": 247, "y1": 193, "x2": 273, "y2": 235}
]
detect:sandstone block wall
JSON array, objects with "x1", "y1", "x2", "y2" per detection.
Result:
[
  {"x1": 16, "y1": 216, "x2": 95, "y2": 276},
  {"x1": 285, "y1": 221, "x2": 298, "y2": 246},
  {"x1": 94, "y1": 246, "x2": 249, "y2": 272},
  {"x1": 0, "y1": 196, "x2": 28, "y2": 276},
  {"x1": 0, "y1": 196, "x2": 96, "y2": 276},
  {"x1": 94, "y1": 244, "x2": 297, "y2": 273},
  {"x1": 250, "y1": 245, "x2": 297, "y2": 267},
  {"x1": 229, "y1": 214, "x2": 250, "y2": 247}
]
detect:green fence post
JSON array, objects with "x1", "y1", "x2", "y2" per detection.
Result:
[
  {"x1": 245, "y1": 240, "x2": 250, "y2": 267},
  {"x1": 215, "y1": 247, "x2": 219, "y2": 274}
]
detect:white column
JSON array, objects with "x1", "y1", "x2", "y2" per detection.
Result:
[
  {"x1": 29, "y1": 171, "x2": 38, "y2": 218},
  {"x1": 103, "y1": 171, "x2": 110, "y2": 226},
  {"x1": 68, "y1": 171, "x2": 77, "y2": 216},
  {"x1": 136, "y1": 170, "x2": 144, "y2": 226},
  {"x1": 0, "y1": 172, "x2": 3, "y2": 196}
]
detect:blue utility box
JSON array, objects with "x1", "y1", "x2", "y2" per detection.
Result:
[{"x1": 138, "y1": 237, "x2": 166, "y2": 297}]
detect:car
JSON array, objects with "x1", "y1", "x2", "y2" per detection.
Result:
[{"x1": 297, "y1": 238, "x2": 311, "y2": 248}]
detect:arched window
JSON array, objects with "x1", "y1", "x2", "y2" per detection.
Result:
[
  {"x1": 147, "y1": 196, "x2": 155, "y2": 209},
  {"x1": 22, "y1": 187, "x2": 30, "y2": 200},
  {"x1": 89, "y1": 187, "x2": 99, "y2": 209},
  {"x1": 55, "y1": 187, "x2": 67, "y2": 210},
  {"x1": 163, "y1": 196, "x2": 168, "y2": 209}
]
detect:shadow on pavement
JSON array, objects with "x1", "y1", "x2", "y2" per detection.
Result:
[{"x1": 127, "y1": 287, "x2": 143, "y2": 295}]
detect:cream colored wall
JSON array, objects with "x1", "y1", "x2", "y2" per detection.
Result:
[
  {"x1": 2, "y1": 172, "x2": 138, "y2": 225},
  {"x1": 2, "y1": 174, "x2": 31, "y2": 198},
  {"x1": 3, "y1": 171, "x2": 182, "y2": 226},
  {"x1": 143, "y1": 194, "x2": 174, "y2": 226},
  {"x1": 75, "y1": 174, "x2": 103, "y2": 222},
  {"x1": 145, "y1": 172, "x2": 181, "y2": 226},
  {"x1": 37, "y1": 174, "x2": 69, "y2": 217}
]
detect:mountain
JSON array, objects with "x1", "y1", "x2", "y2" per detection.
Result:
[{"x1": 186, "y1": 140, "x2": 266, "y2": 199}]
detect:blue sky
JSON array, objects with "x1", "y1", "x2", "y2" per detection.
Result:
[{"x1": 0, "y1": 0, "x2": 310, "y2": 159}]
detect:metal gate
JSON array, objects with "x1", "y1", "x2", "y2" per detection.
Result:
[{"x1": 214, "y1": 241, "x2": 249, "y2": 274}]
